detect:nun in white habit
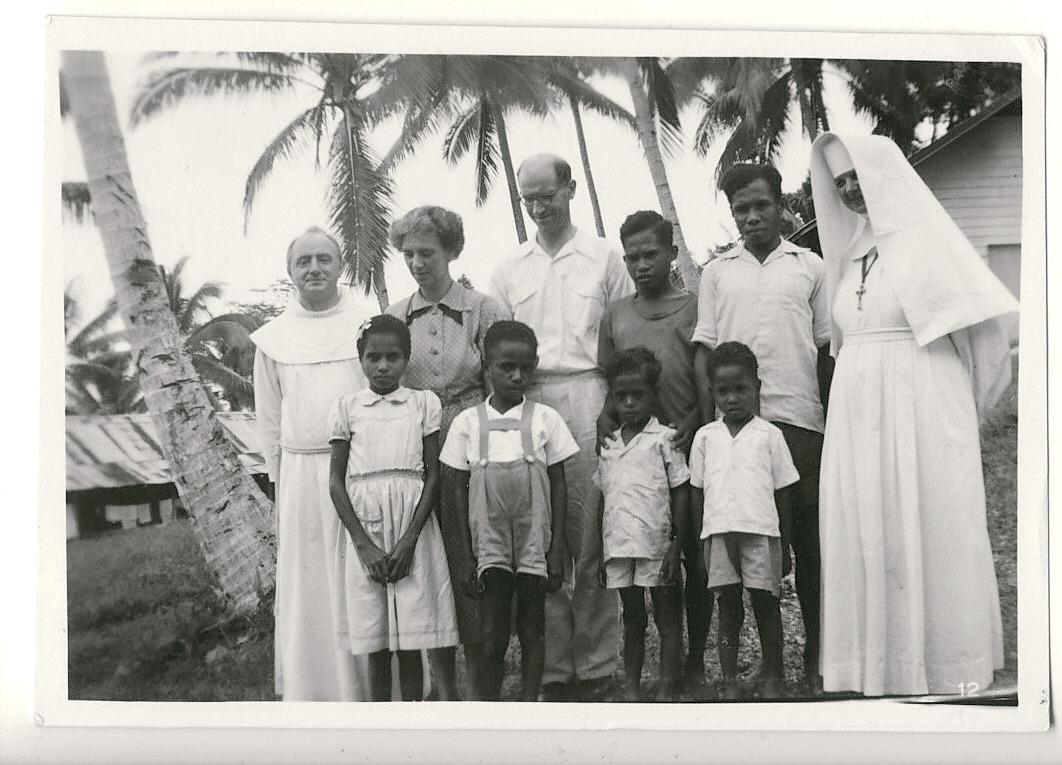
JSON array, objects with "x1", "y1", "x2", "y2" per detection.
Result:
[{"x1": 808, "y1": 133, "x2": 1017, "y2": 696}]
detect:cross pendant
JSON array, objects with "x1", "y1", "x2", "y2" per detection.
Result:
[{"x1": 856, "y1": 283, "x2": 866, "y2": 310}]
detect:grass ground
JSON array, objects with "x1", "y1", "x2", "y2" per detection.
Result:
[{"x1": 67, "y1": 379, "x2": 1018, "y2": 702}]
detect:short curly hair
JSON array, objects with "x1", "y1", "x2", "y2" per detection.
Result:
[
  {"x1": 707, "y1": 341, "x2": 759, "y2": 381},
  {"x1": 719, "y1": 163, "x2": 783, "y2": 204},
  {"x1": 619, "y1": 210, "x2": 674, "y2": 249},
  {"x1": 603, "y1": 347, "x2": 662, "y2": 388},
  {"x1": 356, "y1": 314, "x2": 411, "y2": 359},
  {"x1": 388, "y1": 206, "x2": 465, "y2": 256},
  {"x1": 482, "y1": 320, "x2": 538, "y2": 363}
]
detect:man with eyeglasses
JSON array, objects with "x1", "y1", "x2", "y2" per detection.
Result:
[{"x1": 489, "y1": 153, "x2": 633, "y2": 702}]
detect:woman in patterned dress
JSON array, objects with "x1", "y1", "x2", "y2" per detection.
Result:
[{"x1": 386, "y1": 206, "x2": 510, "y2": 699}]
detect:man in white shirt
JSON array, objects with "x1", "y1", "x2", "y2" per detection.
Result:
[
  {"x1": 489, "y1": 153, "x2": 633, "y2": 701},
  {"x1": 691, "y1": 164, "x2": 834, "y2": 694}
]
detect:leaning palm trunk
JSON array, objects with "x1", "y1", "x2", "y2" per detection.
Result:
[
  {"x1": 63, "y1": 51, "x2": 276, "y2": 614},
  {"x1": 488, "y1": 98, "x2": 528, "y2": 244},
  {"x1": 620, "y1": 58, "x2": 699, "y2": 293},
  {"x1": 569, "y1": 94, "x2": 606, "y2": 238}
]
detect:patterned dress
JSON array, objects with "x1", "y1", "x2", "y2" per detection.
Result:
[{"x1": 386, "y1": 281, "x2": 510, "y2": 643}]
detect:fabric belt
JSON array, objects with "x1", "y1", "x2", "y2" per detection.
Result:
[
  {"x1": 843, "y1": 327, "x2": 914, "y2": 344},
  {"x1": 280, "y1": 444, "x2": 332, "y2": 455},
  {"x1": 349, "y1": 467, "x2": 424, "y2": 482}
]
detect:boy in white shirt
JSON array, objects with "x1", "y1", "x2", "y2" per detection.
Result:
[
  {"x1": 690, "y1": 342, "x2": 799, "y2": 700},
  {"x1": 440, "y1": 321, "x2": 579, "y2": 701},
  {"x1": 594, "y1": 347, "x2": 690, "y2": 702}
]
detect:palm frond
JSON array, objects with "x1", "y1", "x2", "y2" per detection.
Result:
[
  {"x1": 191, "y1": 353, "x2": 255, "y2": 401},
  {"x1": 233, "y1": 52, "x2": 309, "y2": 73},
  {"x1": 548, "y1": 65, "x2": 635, "y2": 128},
  {"x1": 129, "y1": 67, "x2": 298, "y2": 126},
  {"x1": 473, "y1": 102, "x2": 500, "y2": 207},
  {"x1": 243, "y1": 100, "x2": 329, "y2": 231},
  {"x1": 665, "y1": 57, "x2": 731, "y2": 105},
  {"x1": 639, "y1": 57, "x2": 683, "y2": 158},
  {"x1": 442, "y1": 99, "x2": 487, "y2": 165},
  {"x1": 180, "y1": 282, "x2": 224, "y2": 334},
  {"x1": 68, "y1": 298, "x2": 119, "y2": 353},
  {"x1": 327, "y1": 108, "x2": 394, "y2": 295}
]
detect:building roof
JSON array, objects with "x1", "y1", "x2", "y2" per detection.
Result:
[
  {"x1": 789, "y1": 90, "x2": 1022, "y2": 249},
  {"x1": 66, "y1": 412, "x2": 265, "y2": 493}
]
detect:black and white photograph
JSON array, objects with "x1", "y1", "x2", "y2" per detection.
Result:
[{"x1": 22, "y1": 9, "x2": 1052, "y2": 758}]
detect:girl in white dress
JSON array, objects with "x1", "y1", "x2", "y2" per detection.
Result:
[
  {"x1": 809, "y1": 133, "x2": 1018, "y2": 697},
  {"x1": 328, "y1": 314, "x2": 459, "y2": 701}
]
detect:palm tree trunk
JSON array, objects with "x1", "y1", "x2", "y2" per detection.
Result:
[
  {"x1": 569, "y1": 94, "x2": 606, "y2": 238},
  {"x1": 620, "y1": 58, "x2": 699, "y2": 293},
  {"x1": 62, "y1": 51, "x2": 276, "y2": 615},
  {"x1": 373, "y1": 269, "x2": 389, "y2": 311},
  {"x1": 488, "y1": 98, "x2": 528, "y2": 244}
]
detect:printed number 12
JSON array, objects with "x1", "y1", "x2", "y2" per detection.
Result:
[{"x1": 958, "y1": 682, "x2": 981, "y2": 696}]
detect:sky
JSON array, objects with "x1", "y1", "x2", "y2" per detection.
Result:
[{"x1": 61, "y1": 52, "x2": 879, "y2": 322}]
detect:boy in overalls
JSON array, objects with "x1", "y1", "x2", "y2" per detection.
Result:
[{"x1": 440, "y1": 321, "x2": 579, "y2": 701}]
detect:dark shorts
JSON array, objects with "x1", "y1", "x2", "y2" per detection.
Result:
[{"x1": 771, "y1": 422, "x2": 823, "y2": 509}]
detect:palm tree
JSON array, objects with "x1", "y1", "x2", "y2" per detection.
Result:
[
  {"x1": 617, "y1": 57, "x2": 701, "y2": 292},
  {"x1": 544, "y1": 58, "x2": 636, "y2": 238},
  {"x1": 65, "y1": 288, "x2": 143, "y2": 415},
  {"x1": 377, "y1": 55, "x2": 562, "y2": 244},
  {"x1": 130, "y1": 52, "x2": 402, "y2": 309},
  {"x1": 63, "y1": 50, "x2": 276, "y2": 615},
  {"x1": 674, "y1": 57, "x2": 1022, "y2": 175}
]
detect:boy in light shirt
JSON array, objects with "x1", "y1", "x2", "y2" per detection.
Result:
[{"x1": 690, "y1": 342, "x2": 799, "y2": 700}]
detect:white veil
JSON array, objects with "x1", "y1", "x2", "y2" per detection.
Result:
[{"x1": 809, "y1": 132, "x2": 1019, "y2": 418}]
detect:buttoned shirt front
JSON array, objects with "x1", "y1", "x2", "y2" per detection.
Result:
[
  {"x1": 489, "y1": 227, "x2": 633, "y2": 374},
  {"x1": 689, "y1": 417, "x2": 799, "y2": 539},
  {"x1": 692, "y1": 239, "x2": 830, "y2": 433},
  {"x1": 439, "y1": 398, "x2": 580, "y2": 470},
  {"x1": 592, "y1": 418, "x2": 691, "y2": 561}
]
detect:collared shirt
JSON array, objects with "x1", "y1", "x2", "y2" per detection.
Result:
[
  {"x1": 489, "y1": 227, "x2": 634, "y2": 374},
  {"x1": 385, "y1": 281, "x2": 509, "y2": 410},
  {"x1": 439, "y1": 397, "x2": 579, "y2": 470},
  {"x1": 692, "y1": 239, "x2": 830, "y2": 433},
  {"x1": 327, "y1": 386, "x2": 442, "y2": 477},
  {"x1": 689, "y1": 416, "x2": 799, "y2": 539},
  {"x1": 592, "y1": 418, "x2": 691, "y2": 561}
]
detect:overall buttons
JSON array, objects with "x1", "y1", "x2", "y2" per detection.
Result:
[
  {"x1": 478, "y1": 458, "x2": 488, "y2": 467},
  {"x1": 524, "y1": 453, "x2": 535, "y2": 464}
]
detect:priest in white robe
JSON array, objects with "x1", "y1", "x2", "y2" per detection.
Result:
[{"x1": 252, "y1": 227, "x2": 373, "y2": 701}]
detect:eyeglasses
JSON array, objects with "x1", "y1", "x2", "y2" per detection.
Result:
[{"x1": 519, "y1": 186, "x2": 567, "y2": 207}]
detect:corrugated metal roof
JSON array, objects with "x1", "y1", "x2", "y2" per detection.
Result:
[{"x1": 66, "y1": 412, "x2": 265, "y2": 492}]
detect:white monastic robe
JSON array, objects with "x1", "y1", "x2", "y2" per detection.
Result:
[
  {"x1": 252, "y1": 289, "x2": 372, "y2": 701},
  {"x1": 809, "y1": 132, "x2": 1017, "y2": 696}
]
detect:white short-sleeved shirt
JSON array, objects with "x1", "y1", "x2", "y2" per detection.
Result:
[
  {"x1": 327, "y1": 386, "x2": 441, "y2": 488},
  {"x1": 692, "y1": 239, "x2": 830, "y2": 433},
  {"x1": 439, "y1": 398, "x2": 580, "y2": 470},
  {"x1": 689, "y1": 416, "x2": 799, "y2": 538},
  {"x1": 489, "y1": 227, "x2": 633, "y2": 374},
  {"x1": 592, "y1": 418, "x2": 691, "y2": 561}
]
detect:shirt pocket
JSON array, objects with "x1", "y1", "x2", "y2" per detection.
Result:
[
  {"x1": 563, "y1": 273, "x2": 606, "y2": 360},
  {"x1": 508, "y1": 281, "x2": 538, "y2": 322}
]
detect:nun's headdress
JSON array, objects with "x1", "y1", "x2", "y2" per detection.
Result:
[{"x1": 809, "y1": 132, "x2": 1019, "y2": 417}]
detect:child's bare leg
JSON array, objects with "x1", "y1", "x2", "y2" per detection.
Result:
[
  {"x1": 515, "y1": 573, "x2": 546, "y2": 702},
  {"x1": 397, "y1": 650, "x2": 424, "y2": 701},
  {"x1": 462, "y1": 640, "x2": 486, "y2": 700},
  {"x1": 479, "y1": 568, "x2": 515, "y2": 701},
  {"x1": 649, "y1": 584, "x2": 683, "y2": 701},
  {"x1": 368, "y1": 650, "x2": 392, "y2": 701},
  {"x1": 683, "y1": 536, "x2": 712, "y2": 683},
  {"x1": 427, "y1": 647, "x2": 457, "y2": 700},
  {"x1": 715, "y1": 584, "x2": 744, "y2": 699},
  {"x1": 618, "y1": 586, "x2": 648, "y2": 701},
  {"x1": 749, "y1": 589, "x2": 784, "y2": 699}
]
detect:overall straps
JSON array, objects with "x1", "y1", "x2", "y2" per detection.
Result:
[
  {"x1": 519, "y1": 400, "x2": 536, "y2": 463},
  {"x1": 475, "y1": 401, "x2": 526, "y2": 466}
]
